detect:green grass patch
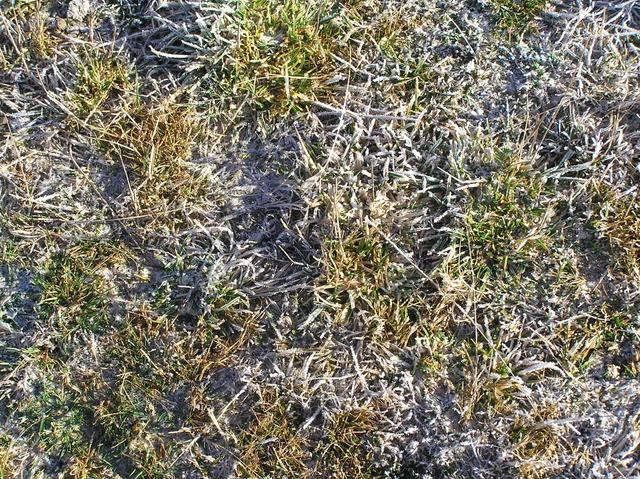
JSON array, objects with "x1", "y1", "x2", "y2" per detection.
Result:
[
  {"x1": 71, "y1": 51, "x2": 131, "y2": 120},
  {"x1": 85, "y1": 303, "x2": 257, "y2": 475},
  {"x1": 20, "y1": 380, "x2": 88, "y2": 457},
  {"x1": 460, "y1": 153, "x2": 552, "y2": 276},
  {"x1": 36, "y1": 242, "x2": 121, "y2": 337},
  {"x1": 209, "y1": 0, "x2": 346, "y2": 117},
  {"x1": 491, "y1": 0, "x2": 547, "y2": 31}
]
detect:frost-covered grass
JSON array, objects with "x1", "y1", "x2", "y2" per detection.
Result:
[{"x1": 1, "y1": 0, "x2": 639, "y2": 478}]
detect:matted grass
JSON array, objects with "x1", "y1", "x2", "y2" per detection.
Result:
[{"x1": 1, "y1": 0, "x2": 639, "y2": 478}]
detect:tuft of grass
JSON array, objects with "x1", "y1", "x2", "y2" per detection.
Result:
[
  {"x1": 418, "y1": 330, "x2": 456, "y2": 375},
  {"x1": 238, "y1": 397, "x2": 381, "y2": 479},
  {"x1": 210, "y1": 0, "x2": 345, "y2": 117},
  {"x1": 365, "y1": 6, "x2": 420, "y2": 58},
  {"x1": 125, "y1": 432, "x2": 175, "y2": 479},
  {"x1": 75, "y1": 301, "x2": 258, "y2": 476},
  {"x1": 0, "y1": 433, "x2": 17, "y2": 479},
  {"x1": 71, "y1": 51, "x2": 131, "y2": 120},
  {"x1": 0, "y1": 1, "x2": 56, "y2": 65},
  {"x1": 27, "y1": 12, "x2": 55, "y2": 59},
  {"x1": 557, "y1": 303, "x2": 634, "y2": 375},
  {"x1": 595, "y1": 192, "x2": 640, "y2": 275},
  {"x1": 36, "y1": 241, "x2": 121, "y2": 337},
  {"x1": 510, "y1": 405, "x2": 562, "y2": 478},
  {"x1": 0, "y1": 238, "x2": 20, "y2": 265},
  {"x1": 323, "y1": 228, "x2": 390, "y2": 295},
  {"x1": 93, "y1": 373, "x2": 159, "y2": 447},
  {"x1": 62, "y1": 447, "x2": 112, "y2": 479},
  {"x1": 458, "y1": 346, "x2": 526, "y2": 418},
  {"x1": 99, "y1": 100, "x2": 205, "y2": 213},
  {"x1": 110, "y1": 304, "x2": 254, "y2": 385},
  {"x1": 319, "y1": 226, "x2": 426, "y2": 345},
  {"x1": 316, "y1": 408, "x2": 378, "y2": 478},
  {"x1": 491, "y1": 0, "x2": 547, "y2": 31},
  {"x1": 19, "y1": 380, "x2": 88, "y2": 457},
  {"x1": 459, "y1": 153, "x2": 552, "y2": 276},
  {"x1": 237, "y1": 389, "x2": 309, "y2": 478},
  {"x1": 100, "y1": 101, "x2": 198, "y2": 171}
]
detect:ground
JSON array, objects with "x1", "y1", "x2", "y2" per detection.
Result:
[{"x1": 0, "y1": 0, "x2": 639, "y2": 478}]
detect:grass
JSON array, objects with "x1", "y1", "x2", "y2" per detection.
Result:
[
  {"x1": 322, "y1": 228, "x2": 390, "y2": 296},
  {"x1": 319, "y1": 226, "x2": 426, "y2": 345},
  {"x1": 71, "y1": 50, "x2": 131, "y2": 120},
  {"x1": 418, "y1": 330, "x2": 455, "y2": 375},
  {"x1": 238, "y1": 389, "x2": 309, "y2": 477},
  {"x1": 110, "y1": 304, "x2": 255, "y2": 385},
  {"x1": 26, "y1": 11, "x2": 55, "y2": 59},
  {"x1": 491, "y1": 0, "x2": 548, "y2": 31},
  {"x1": 510, "y1": 404, "x2": 563, "y2": 478},
  {"x1": 512, "y1": 425, "x2": 559, "y2": 478},
  {"x1": 317, "y1": 408, "x2": 378, "y2": 478},
  {"x1": 207, "y1": 0, "x2": 346, "y2": 117},
  {"x1": 458, "y1": 152, "x2": 553, "y2": 276},
  {"x1": 20, "y1": 380, "x2": 87, "y2": 456},
  {"x1": 2, "y1": 0, "x2": 639, "y2": 477},
  {"x1": 0, "y1": 0, "x2": 56, "y2": 67},
  {"x1": 36, "y1": 242, "x2": 122, "y2": 338},
  {"x1": 357, "y1": 4, "x2": 421, "y2": 58},
  {"x1": 595, "y1": 191, "x2": 640, "y2": 276},
  {"x1": 99, "y1": 101, "x2": 198, "y2": 171},
  {"x1": 458, "y1": 343, "x2": 524, "y2": 418},
  {"x1": 98, "y1": 100, "x2": 206, "y2": 214},
  {"x1": 238, "y1": 397, "x2": 380, "y2": 478},
  {"x1": 0, "y1": 433, "x2": 17, "y2": 479},
  {"x1": 8, "y1": 298, "x2": 257, "y2": 477}
]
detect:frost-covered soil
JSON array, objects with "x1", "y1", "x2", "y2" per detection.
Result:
[{"x1": 1, "y1": 0, "x2": 639, "y2": 478}]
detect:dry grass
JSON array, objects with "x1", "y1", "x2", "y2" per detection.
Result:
[
  {"x1": 1, "y1": 0, "x2": 640, "y2": 478},
  {"x1": 98, "y1": 99, "x2": 207, "y2": 216},
  {"x1": 237, "y1": 389, "x2": 310, "y2": 478},
  {"x1": 316, "y1": 408, "x2": 380, "y2": 478},
  {"x1": 0, "y1": 434, "x2": 17, "y2": 479},
  {"x1": 596, "y1": 191, "x2": 640, "y2": 276},
  {"x1": 318, "y1": 224, "x2": 427, "y2": 346}
]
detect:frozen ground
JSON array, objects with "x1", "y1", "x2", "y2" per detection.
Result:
[{"x1": 1, "y1": 0, "x2": 639, "y2": 477}]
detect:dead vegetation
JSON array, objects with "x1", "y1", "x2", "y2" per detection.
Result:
[
  {"x1": 596, "y1": 189, "x2": 640, "y2": 276},
  {"x1": 97, "y1": 99, "x2": 208, "y2": 218},
  {"x1": 1, "y1": 0, "x2": 639, "y2": 478}
]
